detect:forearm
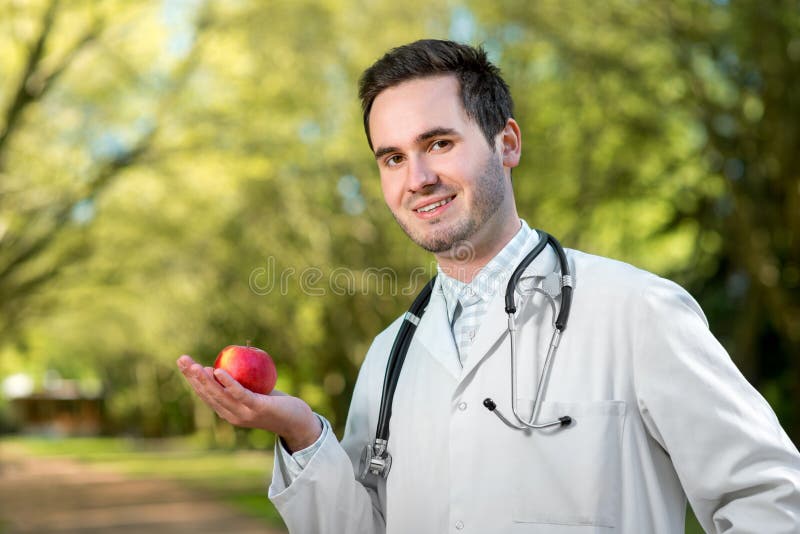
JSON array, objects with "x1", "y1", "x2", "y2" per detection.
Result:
[{"x1": 269, "y1": 417, "x2": 385, "y2": 534}]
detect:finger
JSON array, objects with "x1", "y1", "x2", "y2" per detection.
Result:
[
  {"x1": 212, "y1": 367, "x2": 237, "y2": 387},
  {"x1": 184, "y1": 364, "x2": 269, "y2": 427},
  {"x1": 177, "y1": 361, "x2": 204, "y2": 389},
  {"x1": 177, "y1": 360, "x2": 212, "y2": 388},
  {"x1": 194, "y1": 367, "x2": 253, "y2": 415},
  {"x1": 213, "y1": 368, "x2": 258, "y2": 406},
  {"x1": 175, "y1": 362, "x2": 249, "y2": 426},
  {"x1": 203, "y1": 366, "x2": 216, "y2": 381},
  {"x1": 176, "y1": 355, "x2": 196, "y2": 370},
  {"x1": 208, "y1": 400, "x2": 239, "y2": 423},
  {"x1": 192, "y1": 364, "x2": 224, "y2": 392},
  {"x1": 184, "y1": 364, "x2": 228, "y2": 408}
]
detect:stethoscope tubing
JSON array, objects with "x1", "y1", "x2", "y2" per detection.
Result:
[
  {"x1": 488, "y1": 231, "x2": 573, "y2": 430},
  {"x1": 362, "y1": 230, "x2": 572, "y2": 479},
  {"x1": 375, "y1": 276, "x2": 436, "y2": 441}
]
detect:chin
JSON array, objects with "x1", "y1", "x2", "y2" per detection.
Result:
[{"x1": 413, "y1": 224, "x2": 474, "y2": 255}]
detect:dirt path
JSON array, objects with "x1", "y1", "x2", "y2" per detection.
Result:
[{"x1": 0, "y1": 446, "x2": 287, "y2": 534}]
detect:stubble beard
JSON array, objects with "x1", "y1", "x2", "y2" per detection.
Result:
[{"x1": 391, "y1": 153, "x2": 507, "y2": 254}]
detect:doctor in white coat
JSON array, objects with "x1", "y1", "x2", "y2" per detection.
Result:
[{"x1": 177, "y1": 40, "x2": 800, "y2": 533}]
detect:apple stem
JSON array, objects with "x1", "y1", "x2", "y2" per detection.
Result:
[{"x1": 246, "y1": 339, "x2": 251, "y2": 347}]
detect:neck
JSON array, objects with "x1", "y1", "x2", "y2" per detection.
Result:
[{"x1": 436, "y1": 211, "x2": 521, "y2": 283}]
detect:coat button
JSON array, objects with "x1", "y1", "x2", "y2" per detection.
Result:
[
  {"x1": 455, "y1": 520, "x2": 464, "y2": 530},
  {"x1": 458, "y1": 402, "x2": 467, "y2": 411}
]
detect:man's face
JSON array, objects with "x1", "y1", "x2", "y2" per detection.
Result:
[{"x1": 368, "y1": 75, "x2": 514, "y2": 254}]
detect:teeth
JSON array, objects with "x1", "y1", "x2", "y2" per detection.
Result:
[{"x1": 417, "y1": 197, "x2": 452, "y2": 213}]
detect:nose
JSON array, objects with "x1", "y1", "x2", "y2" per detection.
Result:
[{"x1": 406, "y1": 155, "x2": 438, "y2": 192}]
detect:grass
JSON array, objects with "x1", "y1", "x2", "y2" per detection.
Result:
[{"x1": 0, "y1": 435, "x2": 287, "y2": 530}]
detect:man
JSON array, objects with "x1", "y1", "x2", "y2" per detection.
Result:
[{"x1": 177, "y1": 40, "x2": 800, "y2": 533}]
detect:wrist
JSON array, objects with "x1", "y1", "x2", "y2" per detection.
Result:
[{"x1": 281, "y1": 413, "x2": 323, "y2": 453}]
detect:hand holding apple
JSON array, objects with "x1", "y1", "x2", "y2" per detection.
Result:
[
  {"x1": 176, "y1": 351, "x2": 321, "y2": 452},
  {"x1": 213, "y1": 343, "x2": 277, "y2": 395}
]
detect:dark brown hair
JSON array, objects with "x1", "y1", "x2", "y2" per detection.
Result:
[{"x1": 358, "y1": 39, "x2": 514, "y2": 150}]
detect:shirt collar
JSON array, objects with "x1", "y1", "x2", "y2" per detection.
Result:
[{"x1": 437, "y1": 219, "x2": 533, "y2": 321}]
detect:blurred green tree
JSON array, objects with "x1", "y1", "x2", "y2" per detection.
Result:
[
  {"x1": 0, "y1": 0, "x2": 212, "y2": 435},
  {"x1": 0, "y1": 0, "x2": 797, "y2": 455},
  {"x1": 468, "y1": 0, "x2": 799, "y2": 442}
]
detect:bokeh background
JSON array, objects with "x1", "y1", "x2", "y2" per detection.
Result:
[{"x1": 0, "y1": 0, "x2": 798, "y2": 532}]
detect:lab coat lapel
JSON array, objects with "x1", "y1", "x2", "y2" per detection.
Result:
[
  {"x1": 458, "y1": 288, "x2": 508, "y2": 380},
  {"x1": 414, "y1": 279, "x2": 462, "y2": 380},
  {"x1": 459, "y1": 231, "x2": 560, "y2": 381}
]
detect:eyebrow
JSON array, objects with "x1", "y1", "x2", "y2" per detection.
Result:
[{"x1": 373, "y1": 127, "x2": 459, "y2": 160}]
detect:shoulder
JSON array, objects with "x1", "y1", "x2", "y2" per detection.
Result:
[
  {"x1": 359, "y1": 314, "x2": 405, "y2": 373},
  {"x1": 568, "y1": 248, "x2": 657, "y2": 291},
  {"x1": 567, "y1": 248, "x2": 706, "y2": 324}
]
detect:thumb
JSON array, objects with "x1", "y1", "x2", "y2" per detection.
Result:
[{"x1": 212, "y1": 367, "x2": 237, "y2": 387}]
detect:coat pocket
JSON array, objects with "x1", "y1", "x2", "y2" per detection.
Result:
[{"x1": 509, "y1": 400, "x2": 626, "y2": 529}]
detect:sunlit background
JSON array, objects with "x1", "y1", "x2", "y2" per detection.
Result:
[{"x1": 1, "y1": 0, "x2": 798, "y2": 532}]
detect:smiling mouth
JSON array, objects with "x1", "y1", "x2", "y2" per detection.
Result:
[{"x1": 414, "y1": 196, "x2": 455, "y2": 213}]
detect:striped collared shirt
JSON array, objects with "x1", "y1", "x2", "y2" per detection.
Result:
[{"x1": 437, "y1": 219, "x2": 533, "y2": 366}]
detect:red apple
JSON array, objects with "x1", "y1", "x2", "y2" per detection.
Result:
[{"x1": 213, "y1": 344, "x2": 277, "y2": 395}]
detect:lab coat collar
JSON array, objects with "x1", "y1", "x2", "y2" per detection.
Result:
[
  {"x1": 413, "y1": 276, "x2": 463, "y2": 380},
  {"x1": 457, "y1": 229, "x2": 560, "y2": 382},
  {"x1": 416, "y1": 229, "x2": 561, "y2": 384},
  {"x1": 437, "y1": 220, "x2": 532, "y2": 323}
]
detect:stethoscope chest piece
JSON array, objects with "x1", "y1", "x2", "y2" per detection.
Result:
[{"x1": 360, "y1": 438, "x2": 391, "y2": 479}]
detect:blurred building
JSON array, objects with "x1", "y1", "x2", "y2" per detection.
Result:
[{"x1": 2, "y1": 372, "x2": 106, "y2": 436}]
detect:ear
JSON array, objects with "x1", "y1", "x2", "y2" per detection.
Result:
[{"x1": 499, "y1": 118, "x2": 522, "y2": 169}]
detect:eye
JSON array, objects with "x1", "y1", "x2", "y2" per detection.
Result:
[
  {"x1": 430, "y1": 139, "x2": 451, "y2": 152},
  {"x1": 384, "y1": 154, "x2": 404, "y2": 168}
]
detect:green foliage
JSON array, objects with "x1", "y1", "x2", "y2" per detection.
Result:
[
  {"x1": 0, "y1": 0, "x2": 797, "y2": 458},
  {"x1": 474, "y1": 0, "x2": 800, "y2": 440}
]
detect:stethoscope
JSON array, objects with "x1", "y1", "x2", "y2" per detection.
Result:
[{"x1": 360, "y1": 231, "x2": 575, "y2": 480}]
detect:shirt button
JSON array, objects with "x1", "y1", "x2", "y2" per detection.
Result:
[
  {"x1": 455, "y1": 520, "x2": 464, "y2": 530},
  {"x1": 458, "y1": 402, "x2": 467, "y2": 411},
  {"x1": 468, "y1": 329, "x2": 476, "y2": 340}
]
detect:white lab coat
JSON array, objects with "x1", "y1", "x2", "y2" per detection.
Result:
[{"x1": 269, "y1": 232, "x2": 800, "y2": 533}]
